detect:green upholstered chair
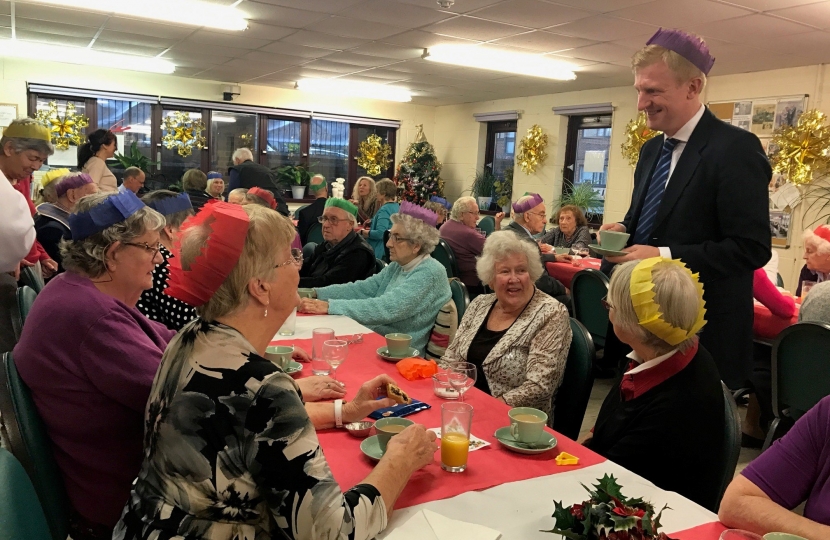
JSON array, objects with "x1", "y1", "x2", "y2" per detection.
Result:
[
  {"x1": 570, "y1": 268, "x2": 610, "y2": 349},
  {"x1": 0, "y1": 448, "x2": 51, "y2": 540},
  {"x1": 477, "y1": 215, "x2": 496, "y2": 236},
  {"x1": 293, "y1": 204, "x2": 308, "y2": 219},
  {"x1": 18, "y1": 266, "x2": 44, "y2": 294},
  {"x1": 0, "y1": 275, "x2": 22, "y2": 354},
  {"x1": 306, "y1": 222, "x2": 324, "y2": 245},
  {"x1": 704, "y1": 382, "x2": 742, "y2": 513},
  {"x1": 432, "y1": 239, "x2": 459, "y2": 279},
  {"x1": 302, "y1": 242, "x2": 317, "y2": 261},
  {"x1": 550, "y1": 318, "x2": 595, "y2": 440},
  {"x1": 382, "y1": 229, "x2": 391, "y2": 263},
  {"x1": 0, "y1": 353, "x2": 69, "y2": 540},
  {"x1": 776, "y1": 273, "x2": 784, "y2": 287},
  {"x1": 449, "y1": 278, "x2": 470, "y2": 324},
  {"x1": 16, "y1": 286, "x2": 37, "y2": 327},
  {"x1": 763, "y1": 321, "x2": 830, "y2": 451}
]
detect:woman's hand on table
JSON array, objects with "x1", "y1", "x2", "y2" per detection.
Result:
[
  {"x1": 554, "y1": 253, "x2": 572, "y2": 263},
  {"x1": 291, "y1": 346, "x2": 311, "y2": 363},
  {"x1": 342, "y1": 374, "x2": 398, "y2": 423},
  {"x1": 384, "y1": 424, "x2": 438, "y2": 471},
  {"x1": 297, "y1": 376, "x2": 346, "y2": 401},
  {"x1": 539, "y1": 242, "x2": 553, "y2": 254},
  {"x1": 299, "y1": 298, "x2": 329, "y2": 314}
]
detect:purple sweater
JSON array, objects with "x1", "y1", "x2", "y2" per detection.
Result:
[
  {"x1": 742, "y1": 395, "x2": 830, "y2": 525},
  {"x1": 439, "y1": 219, "x2": 485, "y2": 288},
  {"x1": 13, "y1": 272, "x2": 175, "y2": 528}
]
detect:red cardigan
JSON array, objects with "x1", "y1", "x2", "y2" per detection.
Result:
[{"x1": 753, "y1": 267, "x2": 796, "y2": 319}]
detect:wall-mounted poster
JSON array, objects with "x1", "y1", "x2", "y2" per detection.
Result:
[
  {"x1": 751, "y1": 101, "x2": 777, "y2": 137},
  {"x1": 770, "y1": 209, "x2": 792, "y2": 248},
  {"x1": 0, "y1": 104, "x2": 17, "y2": 129},
  {"x1": 774, "y1": 99, "x2": 805, "y2": 130}
]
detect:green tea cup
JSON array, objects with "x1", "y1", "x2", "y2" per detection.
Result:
[
  {"x1": 764, "y1": 534, "x2": 809, "y2": 540},
  {"x1": 375, "y1": 417, "x2": 414, "y2": 454},
  {"x1": 265, "y1": 345, "x2": 293, "y2": 370},
  {"x1": 599, "y1": 230, "x2": 630, "y2": 251},
  {"x1": 509, "y1": 407, "x2": 548, "y2": 443}
]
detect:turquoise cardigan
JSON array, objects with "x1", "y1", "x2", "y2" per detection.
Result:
[
  {"x1": 367, "y1": 202, "x2": 399, "y2": 259},
  {"x1": 316, "y1": 257, "x2": 451, "y2": 352}
]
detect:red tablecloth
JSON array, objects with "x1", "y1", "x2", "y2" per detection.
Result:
[
  {"x1": 671, "y1": 521, "x2": 728, "y2": 539},
  {"x1": 271, "y1": 332, "x2": 607, "y2": 510},
  {"x1": 546, "y1": 258, "x2": 602, "y2": 288},
  {"x1": 753, "y1": 302, "x2": 799, "y2": 340}
]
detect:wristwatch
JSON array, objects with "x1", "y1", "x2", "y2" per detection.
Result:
[{"x1": 334, "y1": 399, "x2": 344, "y2": 428}]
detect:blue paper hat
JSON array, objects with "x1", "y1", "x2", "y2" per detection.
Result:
[
  {"x1": 146, "y1": 192, "x2": 193, "y2": 217},
  {"x1": 207, "y1": 171, "x2": 223, "y2": 180},
  {"x1": 430, "y1": 196, "x2": 451, "y2": 210},
  {"x1": 69, "y1": 190, "x2": 146, "y2": 241}
]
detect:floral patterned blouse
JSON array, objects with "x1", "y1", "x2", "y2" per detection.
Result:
[{"x1": 114, "y1": 320, "x2": 387, "y2": 540}]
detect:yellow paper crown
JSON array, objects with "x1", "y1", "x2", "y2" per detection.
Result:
[
  {"x1": 2, "y1": 121, "x2": 51, "y2": 142},
  {"x1": 40, "y1": 168, "x2": 71, "y2": 187},
  {"x1": 629, "y1": 257, "x2": 706, "y2": 346}
]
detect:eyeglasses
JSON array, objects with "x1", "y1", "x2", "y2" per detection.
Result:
[
  {"x1": 462, "y1": 209, "x2": 480, "y2": 216},
  {"x1": 389, "y1": 233, "x2": 413, "y2": 244},
  {"x1": 601, "y1": 295, "x2": 614, "y2": 311},
  {"x1": 276, "y1": 248, "x2": 303, "y2": 269},
  {"x1": 318, "y1": 215, "x2": 349, "y2": 225},
  {"x1": 122, "y1": 241, "x2": 162, "y2": 258},
  {"x1": 526, "y1": 211, "x2": 547, "y2": 218}
]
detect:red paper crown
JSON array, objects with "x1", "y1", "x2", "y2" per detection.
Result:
[
  {"x1": 164, "y1": 202, "x2": 250, "y2": 307},
  {"x1": 814, "y1": 225, "x2": 830, "y2": 244},
  {"x1": 248, "y1": 187, "x2": 277, "y2": 210}
]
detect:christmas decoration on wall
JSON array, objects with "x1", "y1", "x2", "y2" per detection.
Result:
[
  {"x1": 239, "y1": 133, "x2": 254, "y2": 149},
  {"x1": 770, "y1": 109, "x2": 830, "y2": 186},
  {"x1": 396, "y1": 124, "x2": 445, "y2": 205},
  {"x1": 517, "y1": 124, "x2": 549, "y2": 174},
  {"x1": 161, "y1": 111, "x2": 206, "y2": 158},
  {"x1": 34, "y1": 101, "x2": 90, "y2": 151},
  {"x1": 621, "y1": 111, "x2": 662, "y2": 167},
  {"x1": 356, "y1": 134, "x2": 392, "y2": 176}
]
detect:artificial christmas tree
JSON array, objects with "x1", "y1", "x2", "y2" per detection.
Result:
[{"x1": 395, "y1": 124, "x2": 445, "y2": 205}]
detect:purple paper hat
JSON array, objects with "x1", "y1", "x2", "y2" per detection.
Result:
[
  {"x1": 69, "y1": 189, "x2": 145, "y2": 241},
  {"x1": 646, "y1": 28, "x2": 715, "y2": 75},
  {"x1": 55, "y1": 172, "x2": 94, "y2": 198},
  {"x1": 512, "y1": 193, "x2": 543, "y2": 214},
  {"x1": 146, "y1": 192, "x2": 193, "y2": 217},
  {"x1": 399, "y1": 200, "x2": 438, "y2": 228},
  {"x1": 430, "y1": 196, "x2": 451, "y2": 210}
]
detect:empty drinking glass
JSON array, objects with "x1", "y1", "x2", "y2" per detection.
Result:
[
  {"x1": 311, "y1": 328, "x2": 335, "y2": 375},
  {"x1": 447, "y1": 362, "x2": 477, "y2": 402},
  {"x1": 322, "y1": 340, "x2": 348, "y2": 381}
]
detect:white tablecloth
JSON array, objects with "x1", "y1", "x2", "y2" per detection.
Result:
[{"x1": 284, "y1": 316, "x2": 719, "y2": 538}]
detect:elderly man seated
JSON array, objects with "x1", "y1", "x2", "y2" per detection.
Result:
[
  {"x1": 300, "y1": 198, "x2": 376, "y2": 288},
  {"x1": 118, "y1": 167, "x2": 145, "y2": 195},
  {"x1": 440, "y1": 196, "x2": 502, "y2": 296},
  {"x1": 504, "y1": 193, "x2": 568, "y2": 305}
]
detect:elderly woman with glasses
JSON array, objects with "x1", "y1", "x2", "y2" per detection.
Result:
[
  {"x1": 114, "y1": 202, "x2": 438, "y2": 540},
  {"x1": 585, "y1": 257, "x2": 724, "y2": 508},
  {"x1": 301, "y1": 202, "x2": 452, "y2": 352},
  {"x1": 440, "y1": 231, "x2": 570, "y2": 415},
  {"x1": 14, "y1": 190, "x2": 175, "y2": 538}
]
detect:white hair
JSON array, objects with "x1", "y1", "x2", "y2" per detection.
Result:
[
  {"x1": 232, "y1": 148, "x2": 253, "y2": 162},
  {"x1": 390, "y1": 213, "x2": 440, "y2": 255},
  {"x1": 804, "y1": 228, "x2": 830, "y2": 255},
  {"x1": 450, "y1": 196, "x2": 478, "y2": 221},
  {"x1": 608, "y1": 260, "x2": 702, "y2": 354},
  {"x1": 476, "y1": 231, "x2": 543, "y2": 285}
]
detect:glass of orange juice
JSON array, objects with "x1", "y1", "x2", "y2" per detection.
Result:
[{"x1": 440, "y1": 402, "x2": 473, "y2": 472}]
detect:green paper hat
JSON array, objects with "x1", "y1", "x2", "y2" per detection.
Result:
[
  {"x1": 325, "y1": 197, "x2": 358, "y2": 217},
  {"x1": 309, "y1": 174, "x2": 327, "y2": 192}
]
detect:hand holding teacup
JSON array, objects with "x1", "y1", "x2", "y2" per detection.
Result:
[{"x1": 383, "y1": 423, "x2": 438, "y2": 468}]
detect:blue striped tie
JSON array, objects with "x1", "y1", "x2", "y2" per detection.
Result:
[{"x1": 632, "y1": 137, "x2": 679, "y2": 245}]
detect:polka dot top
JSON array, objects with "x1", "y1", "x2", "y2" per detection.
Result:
[{"x1": 137, "y1": 245, "x2": 198, "y2": 331}]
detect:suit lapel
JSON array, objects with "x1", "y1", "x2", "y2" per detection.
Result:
[{"x1": 651, "y1": 109, "x2": 714, "y2": 231}]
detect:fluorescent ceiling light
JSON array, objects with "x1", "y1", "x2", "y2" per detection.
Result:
[
  {"x1": 23, "y1": 0, "x2": 248, "y2": 30},
  {"x1": 423, "y1": 45, "x2": 577, "y2": 80},
  {"x1": 296, "y1": 79, "x2": 412, "y2": 103},
  {"x1": 0, "y1": 39, "x2": 175, "y2": 73}
]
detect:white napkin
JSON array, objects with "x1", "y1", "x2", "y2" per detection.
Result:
[{"x1": 384, "y1": 509, "x2": 501, "y2": 540}]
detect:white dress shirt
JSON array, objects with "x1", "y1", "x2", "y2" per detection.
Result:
[
  {"x1": 0, "y1": 169, "x2": 36, "y2": 272},
  {"x1": 624, "y1": 348, "x2": 680, "y2": 375}
]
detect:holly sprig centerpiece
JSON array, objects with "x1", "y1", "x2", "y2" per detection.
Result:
[{"x1": 543, "y1": 474, "x2": 677, "y2": 540}]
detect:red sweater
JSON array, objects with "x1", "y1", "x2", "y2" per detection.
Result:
[
  {"x1": 11, "y1": 176, "x2": 50, "y2": 264},
  {"x1": 753, "y1": 267, "x2": 796, "y2": 319}
]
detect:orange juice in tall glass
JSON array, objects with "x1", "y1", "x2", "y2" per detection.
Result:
[{"x1": 441, "y1": 402, "x2": 473, "y2": 472}]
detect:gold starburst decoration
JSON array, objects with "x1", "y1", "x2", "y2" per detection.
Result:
[
  {"x1": 161, "y1": 111, "x2": 206, "y2": 158},
  {"x1": 356, "y1": 134, "x2": 392, "y2": 176},
  {"x1": 770, "y1": 109, "x2": 830, "y2": 186},
  {"x1": 239, "y1": 133, "x2": 253, "y2": 149},
  {"x1": 517, "y1": 124, "x2": 548, "y2": 175},
  {"x1": 34, "y1": 101, "x2": 90, "y2": 151},
  {"x1": 621, "y1": 112, "x2": 662, "y2": 168}
]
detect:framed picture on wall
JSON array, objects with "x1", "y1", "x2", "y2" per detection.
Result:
[
  {"x1": 770, "y1": 209, "x2": 792, "y2": 248},
  {"x1": 0, "y1": 103, "x2": 17, "y2": 128}
]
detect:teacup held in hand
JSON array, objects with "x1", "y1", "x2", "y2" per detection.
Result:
[
  {"x1": 375, "y1": 417, "x2": 414, "y2": 454},
  {"x1": 599, "y1": 230, "x2": 630, "y2": 251}
]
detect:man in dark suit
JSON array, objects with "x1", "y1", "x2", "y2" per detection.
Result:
[
  {"x1": 600, "y1": 30, "x2": 771, "y2": 389},
  {"x1": 297, "y1": 174, "x2": 328, "y2": 245}
]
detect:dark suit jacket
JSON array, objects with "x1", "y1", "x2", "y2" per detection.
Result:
[
  {"x1": 297, "y1": 197, "x2": 327, "y2": 246},
  {"x1": 618, "y1": 107, "x2": 771, "y2": 387}
]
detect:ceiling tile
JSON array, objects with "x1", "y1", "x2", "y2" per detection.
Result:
[
  {"x1": 424, "y1": 15, "x2": 528, "y2": 40},
  {"x1": 259, "y1": 40, "x2": 337, "y2": 58},
  {"x1": 489, "y1": 30, "x2": 597, "y2": 52},
  {"x1": 539, "y1": 0, "x2": 653, "y2": 13},
  {"x1": 380, "y1": 29, "x2": 478, "y2": 47},
  {"x1": 264, "y1": 66, "x2": 338, "y2": 79},
  {"x1": 161, "y1": 49, "x2": 233, "y2": 66},
  {"x1": 391, "y1": 0, "x2": 506, "y2": 14},
  {"x1": 14, "y1": 18, "x2": 98, "y2": 38},
  {"x1": 768, "y1": 2, "x2": 830, "y2": 29},
  {"x1": 577, "y1": 62, "x2": 633, "y2": 77},
  {"x1": 323, "y1": 51, "x2": 402, "y2": 67},
  {"x1": 720, "y1": 0, "x2": 825, "y2": 11},
  {"x1": 347, "y1": 0, "x2": 454, "y2": 27},
  {"x1": 543, "y1": 53, "x2": 602, "y2": 67},
  {"x1": 240, "y1": 2, "x2": 329, "y2": 27},
  {"x1": 168, "y1": 41, "x2": 251, "y2": 58},
  {"x1": 347, "y1": 67, "x2": 412, "y2": 80},
  {"x1": 238, "y1": 50, "x2": 309, "y2": 66},
  {"x1": 96, "y1": 30, "x2": 176, "y2": 48},
  {"x1": 331, "y1": 73, "x2": 406, "y2": 84},
  {"x1": 103, "y1": 17, "x2": 195, "y2": 40},
  {"x1": 548, "y1": 15, "x2": 659, "y2": 41},
  {"x1": 348, "y1": 42, "x2": 424, "y2": 59},
  {"x1": 197, "y1": 65, "x2": 273, "y2": 82},
  {"x1": 695, "y1": 13, "x2": 816, "y2": 45},
  {"x1": 752, "y1": 30, "x2": 830, "y2": 62},
  {"x1": 472, "y1": 0, "x2": 594, "y2": 29},
  {"x1": 0, "y1": 3, "x2": 8, "y2": 16},
  {"x1": 303, "y1": 15, "x2": 408, "y2": 40},
  {"x1": 608, "y1": 0, "x2": 754, "y2": 29},
  {"x1": 91, "y1": 40, "x2": 168, "y2": 57},
  {"x1": 14, "y1": 30, "x2": 90, "y2": 47},
  {"x1": 298, "y1": 58, "x2": 365, "y2": 74},
  {"x1": 13, "y1": 3, "x2": 109, "y2": 27},
  {"x1": 251, "y1": 0, "x2": 364, "y2": 14},
  {"x1": 185, "y1": 28, "x2": 279, "y2": 50},
  {"x1": 559, "y1": 42, "x2": 635, "y2": 64},
  {"x1": 281, "y1": 29, "x2": 366, "y2": 49}
]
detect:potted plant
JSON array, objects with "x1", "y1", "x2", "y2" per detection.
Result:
[
  {"x1": 274, "y1": 164, "x2": 311, "y2": 199},
  {"x1": 472, "y1": 167, "x2": 498, "y2": 210},
  {"x1": 494, "y1": 166, "x2": 514, "y2": 215},
  {"x1": 554, "y1": 181, "x2": 605, "y2": 221},
  {"x1": 113, "y1": 141, "x2": 159, "y2": 174}
]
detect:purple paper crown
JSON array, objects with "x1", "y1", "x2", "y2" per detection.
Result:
[
  {"x1": 399, "y1": 200, "x2": 438, "y2": 228},
  {"x1": 146, "y1": 192, "x2": 193, "y2": 217},
  {"x1": 647, "y1": 28, "x2": 715, "y2": 75},
  {"x1": 512, "y1": 193, "x2": 543, "y2": 214},
  {"x1": 430, "y1": 196, "x2": 451, "y2": 210},
  {"x1": 69, "y1": 190, "x2": 145, "y2": 241},
  {"x1": 55, "y1": 172, "x2": 93, "y2": 198}
]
